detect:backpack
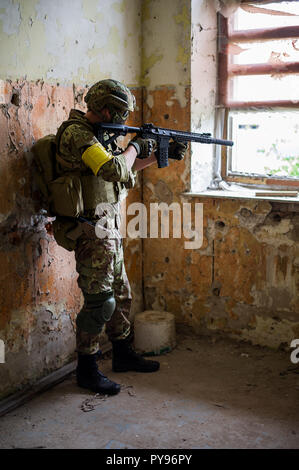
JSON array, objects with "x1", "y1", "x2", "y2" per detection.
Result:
[
  {"x1": 32, "y1": 134, "x2": 57, "y2": 204},
  {"x1": 31, "y1": 134, "x2": 84, "y2": 218}
]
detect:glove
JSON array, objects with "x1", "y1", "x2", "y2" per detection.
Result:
[
  {"x1": 129, "y1": 137, "x2": 156, "y2": 159},
  {"x1": 168, "y1": 141, "x2": 188, "y2": 160}
]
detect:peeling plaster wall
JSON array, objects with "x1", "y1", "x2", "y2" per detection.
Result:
[
  {"x1": 143, "y1": 195, "x2": 299, "y2": 349},
  {"x1": 141, "y1": 0, "x2": 216, "y2": 192},
  {"x1": 0, "y1": 0, "x2": 142, "y2": 87},
  {"x1": 0, "y1": 80, "x2": 82, "y2": 399},
  {"x1": 141, "y1": 0, "x2": 192, "y2": 186},
  {"x1": 142, "y1": 0, "x2": 299, "y2": 349},
  {"x1": 141, "y1": 0, "x2": 190, "y2": 96},
  {"x1": 191, "y1": 0, "x2": 217, "y2": 192},
  {"x1": 0, "y1": 0, "x2": 142, "y2": 399}
]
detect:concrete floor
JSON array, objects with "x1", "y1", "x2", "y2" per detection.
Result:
[{"x1": 0, "y1": 327, "x2": 298, "y2": 449}]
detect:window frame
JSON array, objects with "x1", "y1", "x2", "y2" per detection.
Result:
[{"x1": 217, "y1": 0, "x2": 299, "y2": 189}]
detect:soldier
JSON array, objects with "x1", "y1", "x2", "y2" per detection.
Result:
[{"x1": 53, "y1": 79, "x2": 187, "y2": 395}]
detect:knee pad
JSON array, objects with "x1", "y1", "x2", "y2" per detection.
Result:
[
  {"x1": 76, "y1": 291, "x2": 116, "y2": 334},
  {"x1": 101, "y1": 296, "x2": 116, "y2": 322}
]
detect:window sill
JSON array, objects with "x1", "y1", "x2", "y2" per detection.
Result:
[{"x1": 182, "y1": 189, "x2": 299, "y2": 204}]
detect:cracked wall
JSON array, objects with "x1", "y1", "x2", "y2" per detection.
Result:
[
  {"x1": 0, "y1": 0, "x2": 142, "y2": 400},
  {"x1": 142, "y1": 0, "x2": 299, "y2": 349},
  {"x1": 143, "y1": 191, "x2": 299, "y2": 349},
  {"x1": 0, "y1": 81, "x2": 82, "y2": 398}
]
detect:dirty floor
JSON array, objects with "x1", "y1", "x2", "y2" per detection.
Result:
[{"x1": 0, "y1": 327, "x2": 298, "y2": 449}]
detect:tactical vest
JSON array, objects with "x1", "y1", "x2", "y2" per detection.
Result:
[{"x1": 55, "y1": 117, "x2": 128, "y2": 217}]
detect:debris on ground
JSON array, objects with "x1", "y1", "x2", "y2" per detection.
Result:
[
  {"x1": 121, "y1": 385, "x2": 136, "y2": 397},
  {"x1": 80, "y1": 393, "x2": 108, "y2": 412}
]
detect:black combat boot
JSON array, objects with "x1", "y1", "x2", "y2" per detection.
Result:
[
  {"x1": 76, "y1": 352, "x2": 121, "y2": 395},
  {"x1": 112, "y1": 338, "x2": 160, "y2": 373}
]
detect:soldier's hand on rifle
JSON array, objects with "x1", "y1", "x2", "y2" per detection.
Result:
[
  {"x1": 168, "y1": 141, "x2": 188, "y2": 160},
  {"x1": 129, "y1": 137, "x2": 156, "y2": 159}
]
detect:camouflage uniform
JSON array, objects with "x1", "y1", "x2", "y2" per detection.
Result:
[
  {"x1": 50, "y1": 80, "x2": 160, "y2": 396},
  {"x1": 55, "y1": 108, "x2": 135, "y2": 355},
  {"x1": 75, "y1": 235, "x2": 132, "y2": 354}
]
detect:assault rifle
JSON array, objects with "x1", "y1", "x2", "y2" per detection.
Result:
[{"x1": 95, "y1": 122, "x2": 233, "y2": 168}]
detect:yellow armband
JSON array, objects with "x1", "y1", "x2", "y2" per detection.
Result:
[{"x1": 82, "y1": 143, "x2": 114, "y2": 176}]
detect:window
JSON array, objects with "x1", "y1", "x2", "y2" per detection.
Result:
[{"x1": 217, "y1": 0, "x2": 299, "y2": 187}]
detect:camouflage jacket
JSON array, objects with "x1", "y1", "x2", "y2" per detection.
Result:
[
  {"x1": 56, "y1": 109, "x2": 136, "y2": 182},
  {"x1": 55, "y1": 109, "x2": 136, "y2": 220}
]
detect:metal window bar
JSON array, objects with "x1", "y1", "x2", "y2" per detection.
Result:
[{"x1": 214, "y1": 5, "x2": 299, "y2": 187}]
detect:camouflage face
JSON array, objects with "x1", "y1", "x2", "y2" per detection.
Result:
[{"x1": 84, "y1": 79, "x2": 136, "y2": 123}]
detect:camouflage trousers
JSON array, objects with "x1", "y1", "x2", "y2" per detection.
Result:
[{"x1": 74, "y1": 230, "x2": 132, "y2": 355}]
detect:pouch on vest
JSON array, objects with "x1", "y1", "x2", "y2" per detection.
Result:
[
  {"x1": 52, "y1": 216, "x2": 82, "y2": 252},
  {"x1": 49, "y1": 174, "x2": 84, "y2": 218}
]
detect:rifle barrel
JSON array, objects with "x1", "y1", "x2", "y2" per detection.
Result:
[{"x1": 159, "y1": 128, "x2": 233, "y2": 147}]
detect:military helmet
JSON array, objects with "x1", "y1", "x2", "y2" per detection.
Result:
[{"x1": 84, "y1": 79, "x2": 136, "y2": 122}]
